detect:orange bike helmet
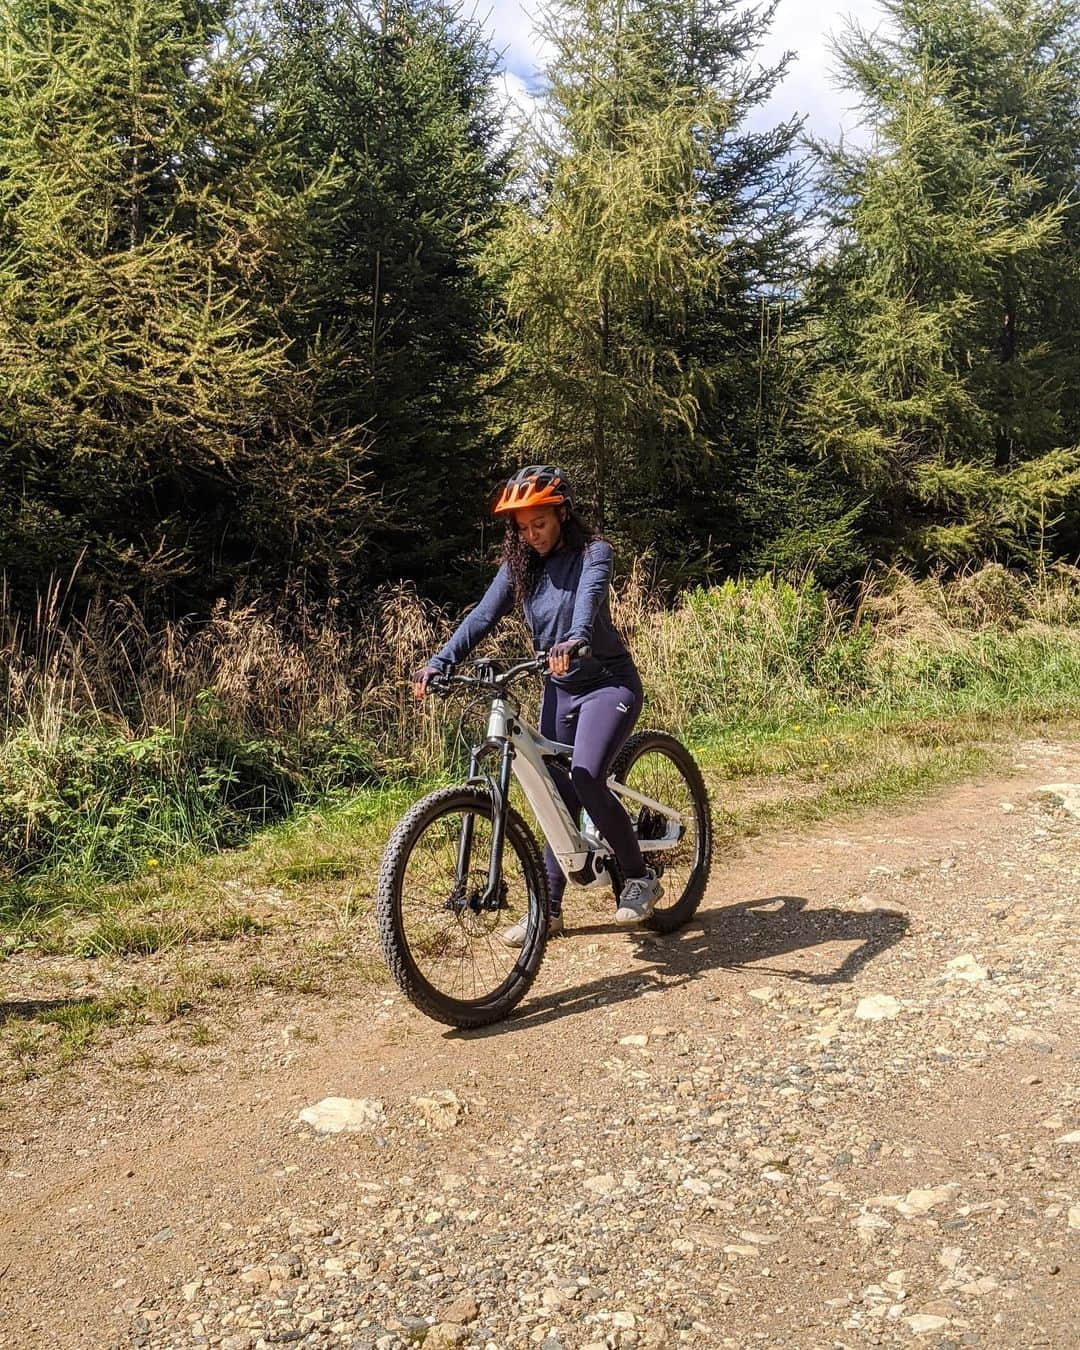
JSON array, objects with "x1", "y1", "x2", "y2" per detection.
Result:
[{"x1": 492, "y1": 464, "x2": 574, "y2": 515}]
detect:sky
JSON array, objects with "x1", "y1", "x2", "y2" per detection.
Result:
[{"x1": 481, "y1": 0, "x2": 887, "y2": 144}]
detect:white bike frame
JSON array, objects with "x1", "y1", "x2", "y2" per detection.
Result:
[{"x1": 484, "y1": 694, "x2": 683, "y2": 885}]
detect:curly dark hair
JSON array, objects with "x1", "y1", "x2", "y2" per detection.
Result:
[{"x1": 501, "y1": 508, "x2": 598, "y2": 601}]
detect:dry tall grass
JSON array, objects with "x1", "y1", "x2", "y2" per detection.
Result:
[
  {"x1": 5, "y1": 561, "x2": 1080, "y2": 754},
  {"x1": 2, "y1": 560, "x2": 1079, "y2": 889}
]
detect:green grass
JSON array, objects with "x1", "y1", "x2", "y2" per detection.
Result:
[
  {"x1": 4, "y1": 566, "x2": 1080, "y2": 910},
  {"x1": 2, "y1": 994, "x2": 128, "y2": 1078},
  {"x1": 73, "y1": 909, "x2": 262, "y2": 958},
  {"x1": 4, "y1": 567, "x2": 1080, "y2": 1078},
  {"x1": 1, "y1": 696, "x2": 1070, "y2": 967},
  {"x1": 0, "y1": 701, "x2": 1062, "y2": 1080}
]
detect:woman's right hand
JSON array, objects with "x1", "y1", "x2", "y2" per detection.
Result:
[{"x1": 411, "y1": 665, "x2": 442, "y2": 699}]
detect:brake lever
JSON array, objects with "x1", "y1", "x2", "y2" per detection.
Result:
[
  {"x1": 537, "y1": 642, "x2": 591, "y2": 674},
  {"x1": 416, "y1": 675, "x2": 451, "y2": 699}
]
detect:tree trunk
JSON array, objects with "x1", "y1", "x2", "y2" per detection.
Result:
[
  {"x1": 995, "y1": 288, "x2": 1017, "y2": 469},
  {"x1": 594, "y1": 289, "x2": 610, "y2": 530}
]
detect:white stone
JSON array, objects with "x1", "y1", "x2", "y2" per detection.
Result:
[
  {"x1": 854, "y1": 994, "x2": 902, "y2": 1021},
  {"x1": 1056, "y1": 1130, "x2": 1080, "y2": 1144},
  {"x1": 618, "y1": 1034, "x2": 649, "y2": 1048},
  {"x1": 897, "y1": 1183, "x2": 960, "y2": 1217},
  {"x1": 1068, "y1": 1207, "x2": 1080, "y2": 1230},
  {"x1": 583, "y1": 1173, "x2": 617, "y2": 1195},
  {"x1": 854, "y1": 1212, "x2": 892, "y2": 1246},
  {"x1": 943, "y1": 954, "x2": 988, "y2": 982},
  {"x1": 852, "y1": 894, "x2": 907, "y2": 915},
  {"x1": 906, "y1": 1314, "x2": 951, "y2": 1334},
  {"x1": 413, "y1": 1090, "x2": 466, "y2": 1130},
  {"x1": 958, "y1": 1276, "x2": 999, "y2": 1296},
  {"x1": 1035, "y1": 782, "x2": 1080, "y2": 817},
  {"x1": 424, "y1": 1325, "x2": 468, "y2": 1349},
  {"x1": 1005, "y1": 1025, "x2": 1056, "y2": 1048},
  {"x1": 297, "y1": 1097, "x2": 385, "y2": 1134}
]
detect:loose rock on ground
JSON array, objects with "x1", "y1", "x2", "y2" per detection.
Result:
[{"x1": 0, "y1": 741, "x2": 1077, "y2": 1349}]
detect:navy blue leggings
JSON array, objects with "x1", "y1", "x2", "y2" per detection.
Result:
[{"x1": 540, "y1": 676, "x2": 645, "y2": 913}]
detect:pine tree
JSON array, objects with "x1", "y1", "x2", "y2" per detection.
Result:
[
  {"x1": 261, "y1": 0, "x2": 511, "y2": 596},
  {"x1": 805, "y1": 0, "x2": 1080, "y2": 564},
  {"x1": 485, "y1": 0, "x2": 805, "y2": 569},
  {"x1": 0, "y1": 0, "x2": 373, "y2": 609}
]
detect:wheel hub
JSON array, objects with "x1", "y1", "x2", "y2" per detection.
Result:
[
  {"x1": 637, "y1": 807, "x2": 667, "y2": 840},
  {"x1": 443, "y1": 878, "x2": 509, "y2": 914}
]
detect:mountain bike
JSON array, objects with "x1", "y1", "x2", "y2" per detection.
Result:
[{"x1": 375, "y1": 652, "x2": 712, "y2": 1027}]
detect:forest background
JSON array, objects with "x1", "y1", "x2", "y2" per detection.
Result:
[{"x1": 4, "y1": 0, "x2": 1080, "y2": 933}]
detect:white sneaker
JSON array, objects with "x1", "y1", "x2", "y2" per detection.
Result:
[
  {"x1": 499, "y1": 913, "x2": 564, "y2": 947},
  {"x1": 615, "y1": 869, "x2": 663, "y2": 925}
]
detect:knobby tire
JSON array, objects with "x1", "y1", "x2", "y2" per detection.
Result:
[
  {"x1": 375, "y1": 784, "x2": 549, "y2": 1028},
  {"x1": 611, "y1": 730, "x2": 713, "y2": 933}
]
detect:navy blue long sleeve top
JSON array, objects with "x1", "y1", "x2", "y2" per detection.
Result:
[{"x1": 429, "y1": 540, "x2": 636, "y2": 692}]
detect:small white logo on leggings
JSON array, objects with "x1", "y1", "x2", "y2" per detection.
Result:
[{"x1": 617, "y1": 701, "x2": 630, "y2": 713}]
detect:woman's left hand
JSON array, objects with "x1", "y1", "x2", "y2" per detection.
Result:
[{"x1": 547, "y1": 640, "x2": 580, "y2": 676}]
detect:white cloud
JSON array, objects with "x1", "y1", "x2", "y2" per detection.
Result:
[
  {"x1": 476, "y1": 0, "x2": 551, "y2": 78},
  {"x1": 753, "y1": 1, "x2": 886, "y2": 144},
  {"x1": 478, "y1": 0, "x2": 890, "y2": 143},
  {"x1": 495, "y1": 68, "x2": 537, "y2": 145}
]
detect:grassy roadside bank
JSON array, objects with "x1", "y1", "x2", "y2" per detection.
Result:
[
  {"x1": 2, "y1": 563, "x2": 1080, "y2": 1080},
  {"x1": 1, "y1": 698, "x2": 1073, "y2": 1083}
]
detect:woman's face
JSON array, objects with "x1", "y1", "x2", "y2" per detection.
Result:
[{"x1": 514, "y1": 505, "x2": 563, "y2": 556}]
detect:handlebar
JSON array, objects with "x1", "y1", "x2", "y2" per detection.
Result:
[{"x1": 420, "y1": 643, "x2": 592, "y2": 698}]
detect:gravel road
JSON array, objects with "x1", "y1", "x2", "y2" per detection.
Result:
[{"x1": 0, "y1": 738, "x2": 1077, "y2": 1350}]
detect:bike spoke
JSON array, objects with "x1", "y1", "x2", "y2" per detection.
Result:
[
  {"x1": 623, "y1": 749, "x2": 701, "y2": 910},
  {"x1": 397, "y1": 805, "x2": 530, "y2": 1005}
]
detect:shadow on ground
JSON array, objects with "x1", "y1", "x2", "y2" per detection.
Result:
[
  {"x1": 0, "y1": 997, "x2": 102, "y2": 1024},
  {"x1": 455, "y1": 894, "x2": 909, "y2": 1037}
]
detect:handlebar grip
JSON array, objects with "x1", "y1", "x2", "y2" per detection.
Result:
[{"x1": 540, "y1": 642, "x2": 591, "y2": 663}]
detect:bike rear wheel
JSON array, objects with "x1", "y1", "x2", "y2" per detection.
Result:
[
  {"x1": 611, "y1": 730, "x2": 712, "y2": 933},
  {"x1": 375, "y1": 784, "x2": 549, "y2": 1027}
]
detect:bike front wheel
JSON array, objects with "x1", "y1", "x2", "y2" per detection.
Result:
[
  {"x1": 611, "y1": 730, "x2": 712, "y2": 933},
  {"x1": 375, "y1": 785, "x2": 549, "y2": 1027}
]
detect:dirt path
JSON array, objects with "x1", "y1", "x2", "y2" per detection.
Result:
[{"x1": 0, "y1": 738, "x2": 1077, "y2": 1350}]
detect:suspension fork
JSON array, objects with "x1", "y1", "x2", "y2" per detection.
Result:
[{"x1": 456, "y1": 737, "x2": 515, "y2": 908}]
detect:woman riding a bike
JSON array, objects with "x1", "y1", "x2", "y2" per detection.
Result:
[{"x1": 413, "y1": 464, "x2": 662, "y2": 941}]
